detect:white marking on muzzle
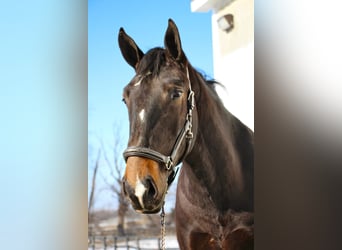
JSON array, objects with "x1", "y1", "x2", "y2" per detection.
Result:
[
  {"x1": 139, "y1": 109, "x2": 145, "y2": 122},
  {"x1": 135, "y1": 175, "x2": 146, "y2": 209}
]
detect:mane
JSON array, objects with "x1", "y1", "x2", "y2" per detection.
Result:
[
  {"x1": 191, "y1": 66, "x2": 226, "y2": 106},
  {"x1": 136, "y1": 48, "x2": 168, "y2": 76}
]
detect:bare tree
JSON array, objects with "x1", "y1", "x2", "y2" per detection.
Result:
[
  {"x1": 88, "y1": 148, "x2": 101, "y2": 234},
  {"x1": 100, "y1": 125, "x2": 129, "y2": 236}
]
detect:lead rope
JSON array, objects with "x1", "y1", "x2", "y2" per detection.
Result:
[{"x1": 160, "y1": 203, "x2": 166, "y2": 250}]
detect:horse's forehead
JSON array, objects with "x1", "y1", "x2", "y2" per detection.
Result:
[
  {"x1": 159, "y1": 64, "x2": 184, "y2": 76},
  {"x1": 129, "y1": 70, "x2": 181, "y2": 90},
  {"x1": 126, "y1": 76, "x2": 162, "y2": 106}
]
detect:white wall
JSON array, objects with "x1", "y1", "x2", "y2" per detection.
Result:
[
  {"x1": 192, "y1": 0, "x2": 254, "y2": 130},
  {"x1": 212, "y1": 0, "x2": 254, "y2": 130}
]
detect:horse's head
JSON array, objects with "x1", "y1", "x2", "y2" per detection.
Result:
[{"x1": 118, "y1": 19, "x2": 197, "y2": 213}]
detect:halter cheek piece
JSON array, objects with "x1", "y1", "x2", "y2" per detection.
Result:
[{"x1": 123, "y1": 68, "x2": 195, "y2": 186}]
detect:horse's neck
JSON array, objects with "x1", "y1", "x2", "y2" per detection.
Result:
[{"x1": 185, "y1": 81, "x2": 253, "y2": 212}]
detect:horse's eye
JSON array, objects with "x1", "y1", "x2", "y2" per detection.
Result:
[{"x1": 171, "y1": 90, "x2": 183, "y2": 100}]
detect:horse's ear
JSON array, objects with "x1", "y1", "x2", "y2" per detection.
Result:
[
  {"x1": 164, "y1": 19, "x2": 185, "y2": 63},
  {"x1": 118, "y1": 28, "x2": 144, "y2": 70}
]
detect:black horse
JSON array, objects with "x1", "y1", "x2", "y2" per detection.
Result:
[{"x1": 119, "y1": 19, "x2": 253, "y2": 250}]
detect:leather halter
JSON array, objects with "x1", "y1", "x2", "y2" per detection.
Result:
[{"x1": 123, "y1": 68, "x2": 195, "y2": 185}]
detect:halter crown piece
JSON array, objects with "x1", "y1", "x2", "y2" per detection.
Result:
[{"x1": 123, "y1": 67, "x2": 195, "y2": 186}]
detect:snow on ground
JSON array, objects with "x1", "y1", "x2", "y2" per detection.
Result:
[{"x1": 89, "y1": 235, "x2": 179, "y2": 250}]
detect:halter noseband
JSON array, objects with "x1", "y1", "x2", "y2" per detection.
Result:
[{"x1": 123, "y1": 68, "x2": 195, "y2": 185}]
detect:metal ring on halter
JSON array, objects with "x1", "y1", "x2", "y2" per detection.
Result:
[{"x1": 165, "y1": 157, "x2": 173, "y2": 171}]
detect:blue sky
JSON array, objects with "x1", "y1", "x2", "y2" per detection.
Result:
[{"x1": 88, "y1": 1, "x2": 214, "y2": 209}]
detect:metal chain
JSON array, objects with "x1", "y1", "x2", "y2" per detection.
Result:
[{"x1": 160, "y1": 203, "x2": 166, "y2": 250}]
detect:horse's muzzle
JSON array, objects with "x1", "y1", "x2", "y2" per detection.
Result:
[
  {"x1": 122, "y1": 156, "x2": 167, "y2": 213},
  {"x1": 122, "y1": 178, "x2": 164, "y2": 213}
]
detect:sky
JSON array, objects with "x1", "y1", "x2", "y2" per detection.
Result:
[{"x1": 88, "y1": 0, "x2": 213, "y2": 210}]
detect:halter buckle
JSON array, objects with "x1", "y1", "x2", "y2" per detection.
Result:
[
  {"x1": 186, "y1": 130, "x2": 193, "y2": 139},
  {"x1": 165, "y1": 157, "x2": 173, "y2": 171}
]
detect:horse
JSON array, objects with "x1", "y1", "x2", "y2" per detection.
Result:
[{"x1": 118, "y1": 19, "x2": 254, "y2": 250}]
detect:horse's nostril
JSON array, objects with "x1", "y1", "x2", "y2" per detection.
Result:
[{"x1": 145, "y1": 178, "x2": 157, "y2": 199}]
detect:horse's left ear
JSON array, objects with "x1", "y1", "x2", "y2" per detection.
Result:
[{"x1": 164, "y1": 19, "x2": 185, "y2": 63}]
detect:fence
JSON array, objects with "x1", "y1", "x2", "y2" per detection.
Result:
[{"x1": 88, "y1": 235, "x2": 180, "y2": 250}]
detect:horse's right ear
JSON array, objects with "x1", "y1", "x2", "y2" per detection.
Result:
[
  {"x1": 164, "y1": 19, "x2": 185, "y2": 64},
  {"x1": 118, "y1": 28, "x2": 144, "y2": 70}
]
